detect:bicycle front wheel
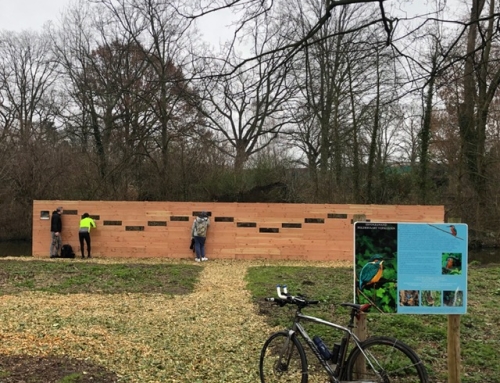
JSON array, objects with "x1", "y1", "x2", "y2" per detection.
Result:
[
  {"x1": 345, "y1": 336, "x2": 428, "y2": 383},
  {"x1": 259, "y1": 330, "x2": 308, "y2": 383}
]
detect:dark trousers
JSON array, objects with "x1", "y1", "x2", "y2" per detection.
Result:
[
  {"x1": 194, "y1": 236, "x2": 206, "y2": 259},
  {"x1": 79, "y1": 231, "x2": 91, "y2": 257}
]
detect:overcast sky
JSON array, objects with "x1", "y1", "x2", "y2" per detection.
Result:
[
  {"x1": 0, "y1": 0, "x2": 70, "y2": 31},
  {"x1": 0, "y1": 0, "x2": 466, "y2": 44},
  {"x1": 0, "y1": 0, "x2": 234, "y2": 48}
]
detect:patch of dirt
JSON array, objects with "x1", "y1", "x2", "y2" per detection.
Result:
[{"x1": 0, "y1": 354, "x2": 119, "y2": 382}]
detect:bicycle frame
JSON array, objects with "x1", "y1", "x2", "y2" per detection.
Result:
[
  {"x1": 264, "y1": 288, "x2": 425, "y2": 383},
  {"x1": 287, "y1": 310, "x2": 380, "y2": 382}
]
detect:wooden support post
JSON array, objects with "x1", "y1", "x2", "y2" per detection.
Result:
[
  {"x1": 447, "y1": 217, "x2": 461, "y2": 383},
  {"x1": 353, "y1": 313, "x2": 367, "y2": 376},
  {"x1": 448, "y1": 314, "x2": 461, "y2": 383},
  {"x1": 354, "y1": 312, "x2": 367, "y2": 341}
]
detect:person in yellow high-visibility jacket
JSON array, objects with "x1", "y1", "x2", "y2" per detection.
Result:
[{"x1": 79, "y1": 213, "x2": 96, "y2": 259}]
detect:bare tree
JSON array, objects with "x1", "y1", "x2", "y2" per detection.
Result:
[
  {"x1": 182, "y1": 0, "x2": 393, "y2": 79},
  {"x1": 53, "y1": 2, "x2": 141, "y2": 198},
  {"x1": 459, "y1": 0, "x2": 500, "y2": 203},
  {"x1": 53, "y1": 0, "x2": 203, "y2": 200},
  {"x1": 282, "y1": 0, "x2": 393, "y2": 202},
  {"x1": 197, "y1": 16, "x2": 296, "y2": 173},
  {"x1": 0, "y1": 30, "x2": 59, "y2": 145},
  {"x1": 0, "y1": 29, "x2": 67, "y2": 238},
  {"x1": 98, "y1": 0, "x2": 203, "y2": 199}
]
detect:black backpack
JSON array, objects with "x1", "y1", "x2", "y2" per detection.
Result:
[{"x1": 61, "y1": 244, "x2": 75, "y2": 258}]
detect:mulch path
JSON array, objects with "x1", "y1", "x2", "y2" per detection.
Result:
[{"x1": 0, "y1": 258, "x2": 348, "y2": 382}]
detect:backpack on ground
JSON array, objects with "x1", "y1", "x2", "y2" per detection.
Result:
[
  {"x1": 61, "y1": 244, "x2": 75, "y2": 258},
  {"x1": 196, "y1": 219, "x2": 208, "y2": 237}
]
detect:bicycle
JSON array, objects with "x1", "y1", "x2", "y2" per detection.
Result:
[{"x1": 259, "y1": 285, "x2": 429, "y2": 383}]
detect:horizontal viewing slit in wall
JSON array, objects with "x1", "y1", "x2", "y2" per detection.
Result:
[
  {"x1": 214, "y1": 217, "x2": 234, "y2": 222},
  {"x1": 193, "y1": 211, "x2": 212, "y2": 217},
  {"x1": 170, "y1": 216, "x2": 189, "y2": 221},
  {"x1": 103, "y1": 220, "x2": 122, "y2": 226},
  {"x1": 282, "y1": 223, "x2": 302, "y2": 228},
  {"x1": 260, "y1": 228, "x2": 279, "y2": 233},
  {"x1": 126, "y1": 226, "x2": 144, "y2": 231},
  {"x1": 40, "y1": 211, "x2": 50, "y2": 220},
  {"x1": 63, "y1": 210, "x2": 78, "y2": 215},
  {"x1": 89, "y1": 215, "x2": 100, "y2": 220},
  {"x1": 148, "y1": 221, "x2": 167, "y2": 226},
  {"x1": 328, "y1": 213, "x2": 348, "y2": 219},
  {"x1": 304, "y1": 218, "x2": 325, "y2": 224},
  {"x1": 237, "y1": 222, "x2": 257, "y2": 228}
]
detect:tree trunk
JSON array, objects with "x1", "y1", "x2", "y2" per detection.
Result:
[
  {"x1": 366, "y1": 51, "x2": 381, "y2": 204},
  {"x1": 459, "y1": 0, "x2": 486, "y2": 191},
  {"x1": 419, "y1": 62, "x2": 436, "y2": 204},
  {"x1": 347, "y1": 56, "x2": 361, "y2": 202}
]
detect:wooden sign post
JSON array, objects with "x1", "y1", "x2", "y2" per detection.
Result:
[
  {"x1": 448, "y1": 314, "x2": 461, "y2": 383},
  {"x1": 447, "y1": 218, "x2": 462, "y2": 383},
  {"x1": 354, "y1": 313, "x2": 367, "y2": 375}
]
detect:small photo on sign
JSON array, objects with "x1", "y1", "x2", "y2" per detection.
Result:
[
  {"x1": 442, "y1": 252, "x2": 462, "y2": 275},
  {"x1": 444, "y1": 290, "x2": 464, "y2": 307},
  {"x1": 421, "y1": 290, "x2": 442, "y2": 307},
  {"x1": 399, "y1": 290, "x2": 419, "y2": 307}
]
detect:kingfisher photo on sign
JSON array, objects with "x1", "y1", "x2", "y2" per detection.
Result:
[{"x1": 354, "y1": 222, "x2": 468, "y2": 315}]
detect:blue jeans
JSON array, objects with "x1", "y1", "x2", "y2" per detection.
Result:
[{"x1": 194, "y1": 236, "x2": 206, "y2": 259}]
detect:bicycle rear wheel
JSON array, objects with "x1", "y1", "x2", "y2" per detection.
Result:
[
  {"x1": 344, "y1": 336, "x2": 428, "y2": 383},
  {"x1": 260, "y1": 330, "x2": 308, "y2": 383}
]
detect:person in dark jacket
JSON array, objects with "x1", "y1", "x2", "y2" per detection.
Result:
[{"x1": 50, "y1": 206, "x2": 63, "y2": 258}]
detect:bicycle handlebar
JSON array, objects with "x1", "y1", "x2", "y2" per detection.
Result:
[
  {"x1": 266, "y1": 285, "x2": 372, "y2": 314},
  {"x1": 265, "y1": 285, "x2": 319, "y2": 307}
]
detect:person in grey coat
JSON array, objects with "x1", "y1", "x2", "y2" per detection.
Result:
[{"x1": 191, "y1": 211, "x2": 210, "y2": 262}]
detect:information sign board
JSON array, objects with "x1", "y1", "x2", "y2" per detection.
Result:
[{"x1": 354, "y1": 222, "x2": 467, "y2": 314}]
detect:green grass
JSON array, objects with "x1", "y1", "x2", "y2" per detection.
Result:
[
  {"x1": 57, "y1": 372, "x2": 84, "y2": 383},
  {"x1": 0, "y1": 260, "x2": 202, "y2": 295},
  {"x1": 246, "y1": 264, "x2": 500, "y2": 383}
]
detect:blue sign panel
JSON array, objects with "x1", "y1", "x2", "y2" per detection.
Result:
[{"x1": 354, "y1": 222, "x2": 467, "y2": 314}]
